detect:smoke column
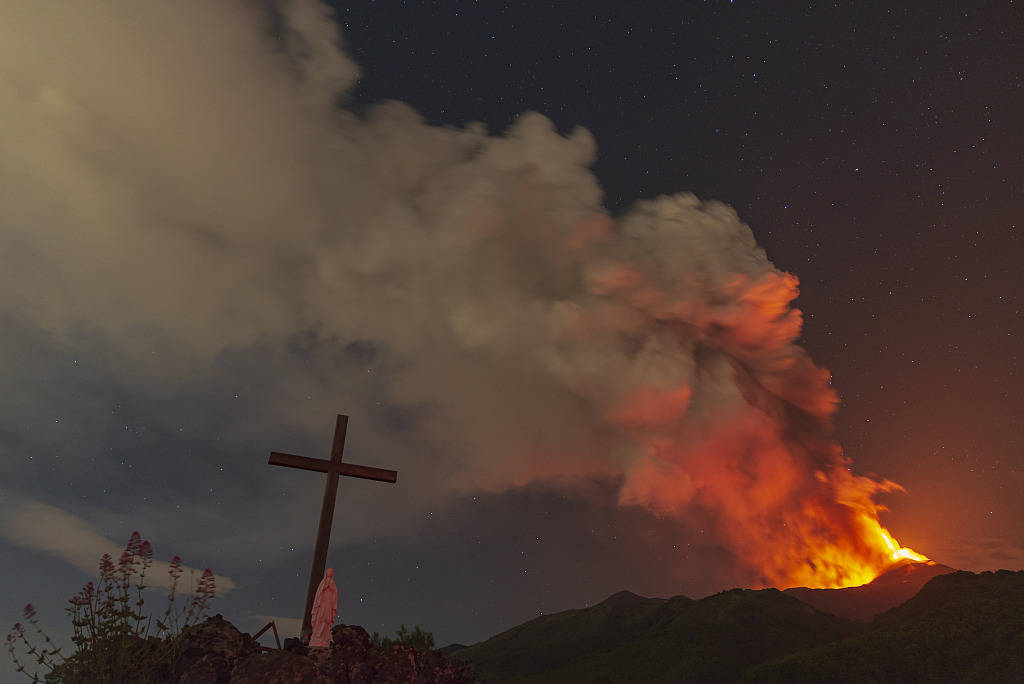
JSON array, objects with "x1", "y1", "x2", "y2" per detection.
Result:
[{"x1": 0, "y1": 0, "x2": 920, "y2": 588}]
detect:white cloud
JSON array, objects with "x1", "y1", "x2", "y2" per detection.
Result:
[{"x1": 0, "y1": 489, "x2": 237, "y2": 593}]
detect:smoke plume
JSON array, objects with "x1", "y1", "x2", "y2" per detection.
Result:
[{"x1": 0, "y1": 0, "x2": 915, "y2": 587}]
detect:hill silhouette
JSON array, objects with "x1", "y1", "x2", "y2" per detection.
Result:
[
  {"x1": 455, "y1": 588, "x2": 856, "y2": 682},
  {"x1": 784, "y1": 560, "x2": 956, "y2": 621},
  {"x1": 454, "y1": 570, "x2": 1024, "y2": 683},
  {"x1": 749, "y1": 569, "x2": 1024, "y2": 682}
]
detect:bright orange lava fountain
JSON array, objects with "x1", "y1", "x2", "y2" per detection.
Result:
[
  {"x1": 618, "y1": 429, "x2": 932, "y2": 590},
  {"x1": 771, "y1": 468, "x2": 930, "y2": 589},
  {"x1": 879, "y1": 528, "x2": 930, "y2": 564},
  {"x1": 833, "y1": 516, "x2": 930, "y2": 587}
]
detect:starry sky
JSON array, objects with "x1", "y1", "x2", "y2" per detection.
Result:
[{"x1": 2, "y1": 1, "x2": 1022, "y2": 676}]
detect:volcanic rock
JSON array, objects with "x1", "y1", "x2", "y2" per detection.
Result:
[
  {"x1": 228, "y1": 649, "x2": 330, "y2": 684},
  {"x1": 47, "y1": 614, "x2": 476, "y2": 682},
  {"x1": 317, "y1": 623, "x2": 476, "y2": 683},
  {"x1": 282, "y1": 636, "x2": 308, "y2": 655},
  {"x1": 173, "y1": 613, "x2": 262, "y2": 683}
]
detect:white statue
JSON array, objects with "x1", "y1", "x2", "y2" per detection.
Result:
[{"x1": 309, "y1": 567, "x2": 338, "y2": 648}]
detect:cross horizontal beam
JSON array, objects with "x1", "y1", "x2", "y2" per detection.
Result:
[{"x1": 269, "y1": 451, "x2": 398, "y2": 483}]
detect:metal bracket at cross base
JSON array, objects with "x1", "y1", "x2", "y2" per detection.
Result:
[{"x1": 253, "y1": 621, "x2": 282, "y2": 652}]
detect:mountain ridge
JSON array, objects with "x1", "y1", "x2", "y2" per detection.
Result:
[
  {"x1": 783, "y1": 559, "x2": 957, "y2": 621},
  {"x1": 453, "y1": 568, "x2": 1024, "y2": 683}
]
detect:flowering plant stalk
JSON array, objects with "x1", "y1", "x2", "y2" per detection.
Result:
[{"x1": 5, "y1": 531, "x2": 217, "y2": 683}]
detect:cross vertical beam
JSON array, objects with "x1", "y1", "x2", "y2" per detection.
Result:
[
  {"x1": 268, "y1": 414, "x2": 398, "y2": 640},
  {"x1": 303, "y1": 414, "x2": 347, "y2": 638}
]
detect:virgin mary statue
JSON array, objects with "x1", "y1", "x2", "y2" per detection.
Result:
[{"x1": 310, "y1": 567, "x2": 338, "y2": 648}]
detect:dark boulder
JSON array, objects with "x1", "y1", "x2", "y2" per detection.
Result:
[
  {"x1": 282, "y1": 636, "x2": 308, "y2": 656},
  {"x1": 318, "y1": 624, "x2": 384, "y2": 683},
  {"x1": 173, "y1": 614, "x2": 262, "y2": 684},
  {"x1": 228, "y1": 649, "x2": 330, "y2": 683},
  {"x1": 315, "y1": 623, "x2": 476, "y2": 683}
]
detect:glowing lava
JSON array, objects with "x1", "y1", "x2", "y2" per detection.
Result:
[
  {"x1": 769, "y1": 467, "x2": 931, "y2": 590},
  {"x1": 617, "y1": 413, "x2": 933, "y2": 591},
  {"x1": 879, "y1": 528, "x2": 929, "y2": 564}
]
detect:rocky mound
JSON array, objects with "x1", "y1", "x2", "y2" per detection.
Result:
[{"x1": 48, "y1": 614, "x2": 476, "y2": 683}]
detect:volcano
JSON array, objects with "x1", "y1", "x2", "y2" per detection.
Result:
[
  {"x1": 783, "y1": 559, "x2": 957, "y2": 621},
  {"x1": 451, "y1": 567, "x2": 1023, "y2": 682}
]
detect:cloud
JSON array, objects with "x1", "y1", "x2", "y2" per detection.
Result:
[
  {"x1": 933, "y1": 536, "x2": 1024, "y2": 572},
  {"x1": 0, "y1": 0, "x2": 913, "y2": 587},
  {"x1": 0, "y1": 490, "x2": 236, "y2": 593}
]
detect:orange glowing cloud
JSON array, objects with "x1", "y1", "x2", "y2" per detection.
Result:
[
  {"x1": 609, "y1": 387, "x2": 693, "y2": 428},
  {"x1": 0, "y1": 0, "x2": 926, "y2": 588}
]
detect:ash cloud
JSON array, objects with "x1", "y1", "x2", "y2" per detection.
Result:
[{"x1": 1, "y1": 0, "x2": 878, "y2": 584}]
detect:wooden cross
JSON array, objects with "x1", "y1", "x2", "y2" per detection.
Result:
[{"x1": 268, "y1": 414, "x2": 398, "y2": 639}]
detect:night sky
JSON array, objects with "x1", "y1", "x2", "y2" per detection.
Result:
[{"x1": 2, "y1": 1, "x2": 1022, "y2": 677}]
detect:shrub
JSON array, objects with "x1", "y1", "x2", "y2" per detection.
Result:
[
  {"x1": 5, "y1": 531, "x2": 216, "y2": 682},
  {"x1": 371, "y1": 624, "x2": 436, "y2": 652}
]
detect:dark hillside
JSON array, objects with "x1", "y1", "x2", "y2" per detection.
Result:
[
  {"x1": 747, "y1": 570, "x2": 1024, "y2": 683},
  {"x1": 454, "y1": 590, "x2": 670, "y2": 682},
  {"x1": 456, "y1": 571, "x2": 1024, "y2": 683},
  {"x1": 784, "y1": 560, "x2": 956, "y2": 621},
  {"x1": 456, "y1": 588, "x2": 856, "y2": 683}
]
